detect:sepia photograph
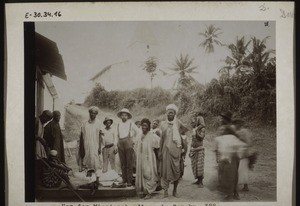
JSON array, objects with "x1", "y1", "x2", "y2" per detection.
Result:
[
  {"x1": 5, "y1": 2, "x2": 294, "y2": 206},
  {"x1": 25, "y1": 20, "x2": 276, "y2": 202}
]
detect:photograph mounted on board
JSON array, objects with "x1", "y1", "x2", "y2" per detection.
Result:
[{"x1": 25, "y1": 21, "x2": 276, "y2": 202}]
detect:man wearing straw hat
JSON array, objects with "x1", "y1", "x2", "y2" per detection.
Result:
[
  {"x1": 101, "y1": 117, "x2": 117, "y2": 173},
  {"x1": 116, "y1": 108, "x2": 140, "y2": 187},
  {"x1": 159, "y1": 104, "x2": 188, "y2": 198}
]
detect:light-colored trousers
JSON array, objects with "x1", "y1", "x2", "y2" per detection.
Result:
[{"x1": 102, "y1": 146, "x2": 116, "y2": 173}]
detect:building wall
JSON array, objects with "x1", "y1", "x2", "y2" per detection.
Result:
[{"x1": 36, "y1": 68, "x2": 44, "y2": 117}]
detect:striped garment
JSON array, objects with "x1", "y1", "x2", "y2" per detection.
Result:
[
  {"x1": 41, "y1": 158, "x2": 71, "y2": 188},
  {"x1": 190, "y1": 147, "x2": 205, "y2": 178}
]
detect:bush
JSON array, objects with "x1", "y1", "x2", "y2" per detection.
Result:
[{"x1": 84, "y1": 85, "x2": 173, "y2": 118}]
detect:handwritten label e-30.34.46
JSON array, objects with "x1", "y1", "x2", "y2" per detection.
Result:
[{"x1": 25, "y1": 11, "x2": 62, "y2": 19}]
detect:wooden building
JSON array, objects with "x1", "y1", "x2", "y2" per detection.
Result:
[{"x1": 35, "y1": 32, "x2": 67, "y2": 116}]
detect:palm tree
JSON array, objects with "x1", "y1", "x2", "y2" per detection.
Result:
[
  {"x1": 248, "y1": 36, "x2": 275, "y2": 75},
  {"x1": 142, "y1": 56, "x2": 158, "y2": 89},
  {"x1": 167, "y1": 54, "x2": 198, "y2": 115},
  {"x1": 198, "y1": 24, "x2": 223, "y2": 84},
  {"x1": 168, "y1": 54, "x2": 198, "y2": 90},
  {"x1": 247, "y1": 36, "x2": 275, "y2": 89},
  {"x1": 199, "y1": 24, "x2": 223, "y2": 53},
  {"x1": 219, "y1": 36, "x2": 252, "y2": 77}
]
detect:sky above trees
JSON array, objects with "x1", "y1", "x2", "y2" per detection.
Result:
[{"x1": 36, "y1": 21, "x2": 275, "y2": 104}]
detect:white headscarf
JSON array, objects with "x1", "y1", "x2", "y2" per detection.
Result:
[
  {"x1": 166, "y1": 104, "x2": 178, "y2": 114},
  {"x1": 88, "y1": 106, "x2": 99, "y2": 114},
  {"x1": 166, "y1": 104, "x2": 182, "y2": 148}
]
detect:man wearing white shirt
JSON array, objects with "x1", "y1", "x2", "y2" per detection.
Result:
[
  {"x1": 116, "y1": 108, "x2": 140, "y2": 187},
  {"x1": 101, "y1": 117, "x2": 118, "y2": 173}
]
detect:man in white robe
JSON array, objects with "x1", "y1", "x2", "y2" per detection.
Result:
[
  {"x1": 79, "y1": 106, "x2": 102, "y2": 171},
  {"x1": 135, "y1": 118, "x2": 160, "y2": 199}
]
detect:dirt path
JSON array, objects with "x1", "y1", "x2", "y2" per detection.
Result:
[{"x1": 63, "y1": 104, "x2": 276, "y2": 202}]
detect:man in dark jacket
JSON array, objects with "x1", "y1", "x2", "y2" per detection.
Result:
[{"x1": 44, "y1": 110, "x2": 65, "y2": 163}]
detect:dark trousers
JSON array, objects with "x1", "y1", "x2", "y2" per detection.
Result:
[
  {"x1": 118, "y1": 137, "x2": 134, "y2": 184},
  {"x1": 218, "y1": 155, "x2": 240, "y2": 195}
]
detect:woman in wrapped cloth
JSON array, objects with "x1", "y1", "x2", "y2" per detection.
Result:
[
  {"x1": 189, "y1": 114, "x2": 206, "y2": 188},
  {"x1": 135, "y1": 118, "x2": 160, "y2": 199},
  {"x1": 41, "y1": 150, "x2": 72, "y2": 188}
]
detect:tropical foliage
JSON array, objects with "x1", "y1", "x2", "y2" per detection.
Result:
[
  {"x1": 191, "y1": 35, "x2": 276, "y2": 123},
  {"x1": 142, "y1": 56, "x2": 158, "y2": 89},
  {"x1": 166, "y1": 54, "x2": 199, "y2": 114},
  {"x1": 84, "y1": 35, "x2": 276, "y2": 126},
  {"x1": 199, "y1": 24, "x2": 223, "y2": 53},
  {"x1": 168, "y1": 54, "x2": 198, "y2": 89}
]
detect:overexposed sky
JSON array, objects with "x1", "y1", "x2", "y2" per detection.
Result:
[{"x1": 36, "y1": 21, "x2": 275, "y2": 104}]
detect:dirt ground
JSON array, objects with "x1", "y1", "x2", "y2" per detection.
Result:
[{"x1": 61, "y1": 104, "x2": 276, "y2": 202}]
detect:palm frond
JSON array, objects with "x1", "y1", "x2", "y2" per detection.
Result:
[
  {"x1": 261, "y1": 36, "x2": 271, "y2": 45},
  {"x1": 189, "y1": 70, "x2": 199, "y2": 74},
  {"x1": 219, "y1": 66, "x2": 232, "y2": 73},
  {"x1": 159, "y1": 69, "x2": 169, "y2": 76},
  {"x1": 90, "y1": 65, "x2": 112, "y2": 81},
  {"x1": 168, "y1": 67, "x2": 181, "y2": 72},
  {"x1": 185, "y1": 66, "x2": 198, "y2": 73},
  {"x1": 185, "y1": 57, "x2": 195, "y2": 69},
  {"x1": 172, "y1": 79, "x2": 178, "y2": 89},
  {"x1": 213, "y1": 39, "x2": 223, "y2": 46},
  {"x1": 199, "y1": 39, "x2": 210, "y2": 47},
  {"x1": 212, "y1": 32, "x2": 223, "y2": 38},
  {"x1": 198, "y1": 32, "x2": 208, "y2": 37},
  {"x1": 244, "y1": 40, "x2": 252, "y2": 49}
]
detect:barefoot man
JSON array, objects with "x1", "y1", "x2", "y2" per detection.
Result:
[
  {"x1": 159, "y1": 104, "x2": 188, "y2": 198},
  {"x1": 79, "y1": 106, "x2": 102, "y2": 171}
]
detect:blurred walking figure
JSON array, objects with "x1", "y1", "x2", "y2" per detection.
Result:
[
  {"x1": 116, "y1": 108, "x2": 140, "y2": 187},
  {"x1": 189, "y1": 113, "x2": 206, "y2": 188},
  {"x1": 101, "y1": 117, "x2": 117, "y2": 173},
  {"x1": 217, "y1": 111, "x2": 233, "y2": 135},
  {"x1": 214, "y1": 111, "x2": 247, "y2": 201},
  {"x1": 230, "y1": 119, "x2": 257, "y2": 192},
  {"x1": 44, "y1": 110, "x2": 65, "y2": 163},
  {"x1": 135, "y1": 118, "x2": 160, "y2": 199},
  {"x1": 159, "y1": 104, "x2": 188, "y2": 198},
  {"x1": 79, "y1": 106, "x2": 102, "y2": 171},
  {"x1": 35, "y1": 110, "x2": 53, "y2": 184}
]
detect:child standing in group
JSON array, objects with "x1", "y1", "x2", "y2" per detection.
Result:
[{"x1": 101, "y1": 117, "x2": 118, "y2": 173}]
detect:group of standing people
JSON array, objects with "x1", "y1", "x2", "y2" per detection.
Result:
[
  {"x1": 78, "y1": 104, "x2": 189, "y2": 199},
  {"x1": 35, "y1": 110, "x2": 69, "y2": 188},
  {"x1": 35, "y1": 104, "x2": 256, "y2": 201}
]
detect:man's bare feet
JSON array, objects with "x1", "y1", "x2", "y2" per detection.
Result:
[
  {"x1": 163, "y1": 190, "x2": 168, "y2": 198},
  {"x1": 172, "y1": 190, "x2": 179, "y2": 198}
]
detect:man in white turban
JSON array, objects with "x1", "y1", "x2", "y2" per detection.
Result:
[
  {"x1": 79, "y1": 106, "x2": 102, "y2": 171},
  {"x1": 159, "y1": 104, "x2": 188, "y2": 198}
]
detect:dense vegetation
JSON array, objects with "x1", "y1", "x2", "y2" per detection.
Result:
[{"x1": 84, "y1": 32, "x2": 276, "y2": 127}]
